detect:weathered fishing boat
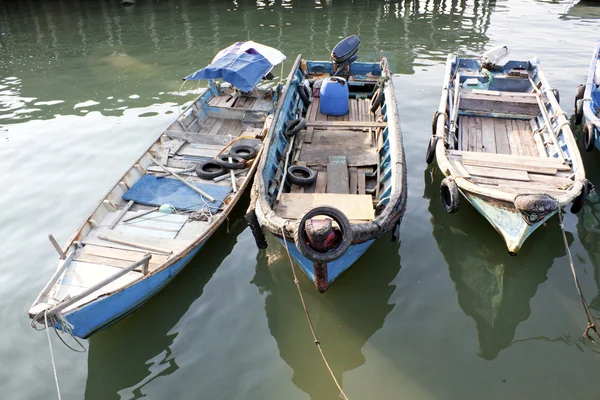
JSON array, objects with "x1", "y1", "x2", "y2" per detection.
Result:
[
  {"x1": 247, "y1": 36, "x2": 407, "y2": 292},
  {"x1": 426, "y1": 47, "x2": 588, "y2": 254},
  {"x1": 574, "y1": 40, "x2": 600, "y2": 152},
  {"x1": 29, "y1": 42, "x2": 285, "y2": 339}
]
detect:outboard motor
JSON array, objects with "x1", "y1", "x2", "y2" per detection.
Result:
[{"x1": 331, "y1": 35, "x2": 360, "y2": 76}]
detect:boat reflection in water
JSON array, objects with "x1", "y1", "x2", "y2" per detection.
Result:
[
  {"x1": 83, "y1": 215, "x2": 249, "y2": 399},
  {"x1": 424, "y1": 169, "x2": 570, "y2": 360},
  {"x1": 251, "y1": 233, "x2": 401, "y2": 399},
  {"x1": 577, "y1": 192, "x2": 600, "y2": 313}
]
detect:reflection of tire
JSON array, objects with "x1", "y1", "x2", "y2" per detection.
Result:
[
  {"x1": 287, "y1": 165, "x2": 317, "y2": 186},
  {"x1": 299, "y1": 83, "x2": 311, "y2": 106},
  {"x1": 230, "y1": 144, "x2": 257, "y2": 160},
  {"x1": 370, "y1": 88, "x2": 384, "y2": 113},
  {"x1": 294, "y1": 206, "x2": 353, "y2": 263},
  {"x1": 285, "y1": 118, "x2": 306, "y2": 138},
  {"x1": 575, "y1": 99, "x2": 584, "y2": 126},
  {"x1": 426, "y1": 136, "x2": 437, "y2": 164},
  {"x1": 583, "y1": 122, "x2": 596, "y2": 152},
  {"x1": 215, "y1": 154, "x2": 247, "y2": 170},
  {"x1": 551, "y1": 89, "x2": 560, "y2": 104},
  {"x1": 574, "y1": 84, "x2": 585, "y2": 125},
  {"x1": 195, "y1": 161, "x2": 228, "y2": 180},
  {"x1": 571, "y1": 180, "x2": 590, "y2": 214},
  {"x1": 440, "y1": 178, "x2": 459, "y2": 213}
]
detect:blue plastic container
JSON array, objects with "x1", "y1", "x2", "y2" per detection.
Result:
[{"x1": 319, "y1": 77, "x2": 349, "y2": 116}]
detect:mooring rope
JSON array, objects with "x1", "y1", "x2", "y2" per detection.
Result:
[
  {"x1": 44, "y1": 311, "x2": 62, "y2": 400},
  {"x1": 280, "y1": 227, "x2": 350, "y2": 400},
  {"x1": 558, "y1": 211, "x2": 600, "y2": 341}
]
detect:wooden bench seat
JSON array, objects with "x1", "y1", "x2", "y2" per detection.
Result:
[{"x1": 274, "y1": 193, "x2": 375, "y2": 220}]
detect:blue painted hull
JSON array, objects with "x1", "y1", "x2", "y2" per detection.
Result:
[
  {"x1": 582, "y1": 41, "x2": 600, "y2": 150},
  {"x1": 61, "y1": 242, "x2": 205, "y2": 338},
  {"x1": 277, "y1": 237, "x2": 374, "y2": 290}
]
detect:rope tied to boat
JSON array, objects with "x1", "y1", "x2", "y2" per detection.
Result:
[
  {"x1": 280, "y1": 227, "x2": 350, "y2": 400},
  {"x1": 44, "y1": 311, "x2": 62, "y2": 400},
  {"x1": 558, "y1": 211, "x2": 600, "y2": 341}
]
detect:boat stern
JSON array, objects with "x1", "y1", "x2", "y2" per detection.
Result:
[{"x1": 277, "y1": 237, "x2": 374, "y2": 292}]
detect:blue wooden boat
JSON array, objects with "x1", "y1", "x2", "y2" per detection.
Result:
[
  {"x1": 29, "y1": 43, "x2": 285, "y2": 338},
  {"x1": 426, "y1": 46, "x2": 588, "y2": 254},
  {"x1": 247, "y1": 36, "x2": 407, "y2": 292},
  {"x1": 574, "y1": 40, "x2": 600, "y2": 152}
]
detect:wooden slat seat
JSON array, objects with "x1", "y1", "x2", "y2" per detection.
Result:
[{"x1": 274, "y1": 193, "x2": 375, "y2": 220}]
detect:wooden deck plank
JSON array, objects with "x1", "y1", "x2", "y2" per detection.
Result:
[
  {"x1": 217, "y1": 119, "x2": 234, "y2": 135},
  {"x1": 463, "y1": 164, "x2": 530, "y2": 181},
  {"x1": 326, "y1": 156, "x2": 349, "y2": 194},
  {"x1": 475, "y1": 115, "x2": 483, "y2": 152},
  {"x1": 454, "y1": 150, "x2": 570, "y2": 169},
  {"x1": 349, "y1": 172, "x2": 358, "y2": 194},
  {"x1": 518, "y1": 119, "x2": 539, "y2": 157},
  {"x1": 208, "y1": 119, "x2": 225, "y2": 135},
  {"x1": 299, "y1": 130, "x2": 378, "y2": 166},
  {"x1": 274, "y1": 193, "x2": 375, "y2": 220},
  {"x1": 357, "y1": 173, "x2": 366, "y2": 194},
  {"x1": 314, "y1": 171, "x2": 327, "y2": 193},
  {"x1": 480, "y1": 117, "x2": 497, "y2": 153},
  {"x1": 468, "y1": 116, "x2": 477, "y2": 152},
  {"x1": 78, "y1": 244, "x2": 170, "y2": 265},
  {"x1": 514, "y1": 120, "x2": 531, "y2": 156},
  {"x1": 493, "y1": 119, "x2": 511, "y2": 154},
  {"x1": 458, "y1": 116, "x2": 466, "y2": 151},
  {"x1": 506, "y1": 120, "x2": 523, "y2": 156},
  {"x1": 305, "y1": 121, "x2": 387, "y2": 128}
]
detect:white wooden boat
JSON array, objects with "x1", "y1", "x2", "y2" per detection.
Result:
[
  {"x1": 28, "y1": 45, "x2": 285, "y2": 338},
  {"x1": 427, "y1": 48, "x2": 588, "y2": 254}
]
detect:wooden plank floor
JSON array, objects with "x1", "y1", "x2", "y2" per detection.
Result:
[
  {"x1": 459, "y1": 116, "x2": 539, "y2": 157},
  {"x1": 297, "y1": 98, "x2": 378, "y2": 195}
]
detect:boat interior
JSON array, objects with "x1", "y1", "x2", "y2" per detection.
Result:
[
  {"x1": 272, "y1": 64, "x2": 390, "y2": 223},
  {"x1": 445, "y1": 60, "x2": 576, "y2": 197},
  {"x1": 30, "y1": 85, "x2": 275, "y2": 315}
]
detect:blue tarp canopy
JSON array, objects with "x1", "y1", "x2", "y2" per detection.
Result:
[{"x1": 184, "y1": 51, "x2": 273, "y2": 92}]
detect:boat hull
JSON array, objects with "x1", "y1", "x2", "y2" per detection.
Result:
[
  {"x1": 277, "y1": 237, "x2": 374, "y2": 292},
  {"x1": 462, "y1": 191, "x2": 555, "y2": 255},
  {"x1": 60, "y1": 242, "x2": 205, "y2": 339}
]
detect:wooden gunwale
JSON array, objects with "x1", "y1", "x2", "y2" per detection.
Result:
[{"x1": 434, "y1": 56, "x2": 584, "y2": 206}]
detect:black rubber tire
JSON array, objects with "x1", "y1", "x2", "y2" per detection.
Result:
[
  {"x1": 245, "y1": 210, "x2": 267, "y2": 249},
  {"x1": 294, "y1": 206, "x2": 353, "y2": 263},
  {"x1": 426, "y1": 136, "x2": 437, "y2": 164},
  {"x1": 287, "y1": 165, "x2": 317, "y2": 187},
  {"x1": 299, "y1": 83, "x2": 311, "y2": 106},
  {"x1": 215, "y1": 154, "x2": 247, "y2": 170},
  {"x1": 285, "y1": 118, "x2": 306, "y2": 138},
  {"x1": 570, "y1": 180, "x2": 590, "y2": 214},
  {"x1": 195, "y1": 161, "x2": 228, "y2": 180},
  {"x1": 583, "y1": 122, "x2": 596, "y2": 152},
  {"x1": 575, "y1": 84, "x2": 585, "y2": 103},
  {"x1": 370, "y1": 88, "x2": 384, "y2": 114},
  {"x1": 440, "y1": 177, "x2": 459, "y2": 213},
  {"x1": 551, "y1": 89, "x2": 560, "y2": 104},
  {"x1": 575, "y1": 99, "x2": 584, "y2": 126},
  {"x1": 230, "y1": 144, "x2": 257, "y2": 160}
]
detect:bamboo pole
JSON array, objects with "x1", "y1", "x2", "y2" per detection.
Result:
[{"x1": 149, "y1": 157, "x2": 216, "y2": 202}]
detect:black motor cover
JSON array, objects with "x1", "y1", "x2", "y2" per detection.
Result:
[{"x1": 331, "y1": 35, "x2": 360, "y2": 63}]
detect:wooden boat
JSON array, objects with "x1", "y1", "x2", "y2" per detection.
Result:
[
  {"x1": 574, "y1": 40, "x2": 600, "y2": 152},
  {"x1": 427, "y1": 47, "x2": 588, "y2": 254},
  {"x1": 247, "y1": 36, "x2": 407, "y2": 292},
  {"x1": 28, "y1": 44, "x2": 285, "y2": 339}
]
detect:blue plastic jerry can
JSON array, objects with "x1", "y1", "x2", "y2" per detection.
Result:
[{"x1": 320, "y1": 77, "x2": 349, "y2": 116}]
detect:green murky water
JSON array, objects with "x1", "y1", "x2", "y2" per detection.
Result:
[{"x1": 1, "y1": 0, "x2": 600, "y2": 399}]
